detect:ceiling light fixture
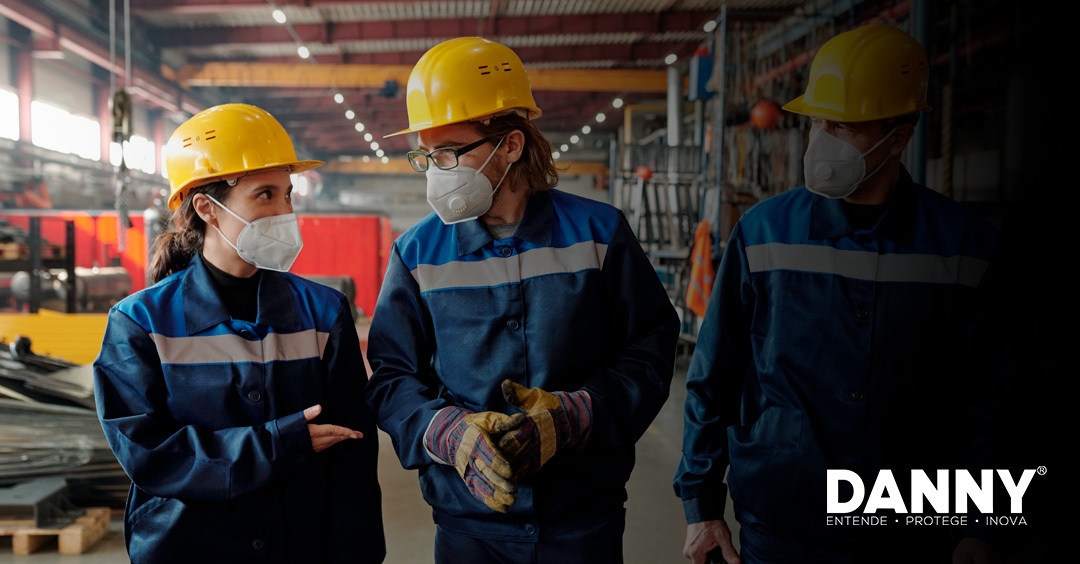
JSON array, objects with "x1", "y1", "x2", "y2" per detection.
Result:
[{"x1": 265, "y1": 0, "x2": 384, "y2": 159}]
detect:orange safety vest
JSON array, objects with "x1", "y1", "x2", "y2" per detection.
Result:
[{"x1": 686, "y1": 219, "x2": 715, "y2": 318}]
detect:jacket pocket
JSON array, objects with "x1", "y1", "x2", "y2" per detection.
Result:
[{"x1": 726, "y1": 406, "x2": 805, "y2": 527}]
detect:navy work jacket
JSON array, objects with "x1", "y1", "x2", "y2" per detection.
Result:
[
  {"x1": 365, "y1": 189, "x2": 680, "y2": 542},
  {"x1": 93, "y1": 253, "x2": 385, "y2": 563},
  {"x1": 674, "y1": 170, "x2": 1003, "y2": 544}
]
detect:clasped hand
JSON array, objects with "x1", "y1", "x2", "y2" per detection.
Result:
[
  {"x1": 426, "y1": 407, "x2": 524, "y2": 513},
  {"x1": 497, "y1": 379, "x2": 593, "y2": 480},
  {"x1": 426, "y1": 381, "x2": 592, "y2": 513}
]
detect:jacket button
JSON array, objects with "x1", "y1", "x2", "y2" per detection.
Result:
[
  {"x1": 246, "y1": 390, "x2": 262, "y2": 403},
  {"x1": 506, "y1": 319, "x2": 520, "y2": 330},
  {"x1": 523, "y1": 524, "x2": 536, "y2": 534},
  {"x1": 854, "y1": 308, "x2": 869, "y2": 320},
  {"x1": 252, "y1": 539, "x2": 264, "y2": 550},
  {"x1": 849, "y1": 389, "x2": 865, "y2": 402},
  {"x1": 499, "y1": 246, "x2": 512, "y2": 257}
]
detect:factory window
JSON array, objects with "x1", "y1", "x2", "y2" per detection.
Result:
[
  {"x1": 0, "y1": 88, "x2": 17, "y2": 141},
  {"x1": 293, "y1": 173, "x2": 309, "y2": 197},
  {"x1": 111, "y1": 135, "x2": 157, "y2": 174},
  {"x1": 30, "y1": 99, "x2": 101, "y2": 160}
]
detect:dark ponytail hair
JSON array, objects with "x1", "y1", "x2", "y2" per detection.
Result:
[{"x1": 147, "y1": 181, "x2": 231, "y2": 283}]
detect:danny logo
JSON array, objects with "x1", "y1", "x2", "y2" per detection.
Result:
[{"x1": 827, "y1": 469, "x2": 1037, "y2": 514}]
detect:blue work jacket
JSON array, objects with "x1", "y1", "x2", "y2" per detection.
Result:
[
  {"x1": 93, "y1": 253, "x2": 385, "y2": 563},
  {"x1": 365, "y1": 189, "x2": 680, "y2": 542},
  {"x1": 674, "y1": 170, "x2": 1003, "y2": 544}
]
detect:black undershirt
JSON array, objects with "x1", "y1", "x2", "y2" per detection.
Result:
[
  {"x1": 201, "y1": 253, "x2": 261, "y2": 322},
  {"x1": 842, "y1": 201, "x2": 889, "y2": 231}
]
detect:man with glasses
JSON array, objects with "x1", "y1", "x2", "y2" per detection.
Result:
[{"x1": 364, "y1": 36, "x2": 680, "y2": 563}]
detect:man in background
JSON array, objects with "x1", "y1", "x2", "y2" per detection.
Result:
[{"x1": 674, "y1": 24, "x2": 1009, "y2": 564}]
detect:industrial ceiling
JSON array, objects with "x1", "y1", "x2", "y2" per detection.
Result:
[{"x1": 1, "y1": 0, "x2": 808, "y2": 167}]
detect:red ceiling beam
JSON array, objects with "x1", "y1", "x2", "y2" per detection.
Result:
[
  {"x1": 183, "y1": 40, "x2": 701, "y2": 67},
  {"x1": 130, "y1": 0, "x2": 271, "y2": 13},
  {"x1": 150, "y1": 12, "x2": 715, "y2": 48},
  {"x1": 363, "y1": 42, "x2": 692, "y2": 66}
]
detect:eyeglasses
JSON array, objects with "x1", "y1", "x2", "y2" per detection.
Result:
[{"x1": 406, "y1": 138, "x2": 491, "y2": 172}]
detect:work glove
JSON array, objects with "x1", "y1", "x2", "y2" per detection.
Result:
[
  {"x1": 497, "y1": 379, "x2": 593, "y2": 480},
  {"x1": 425, "y1": 406, "x2": 526, "y2": 513}
]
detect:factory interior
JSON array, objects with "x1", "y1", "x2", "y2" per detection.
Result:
[{"x1": 0, "y1": 0, "x2": 1062, "y2": 561}]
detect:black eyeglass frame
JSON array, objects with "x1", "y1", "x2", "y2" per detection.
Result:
[{"x1": 406, "y1": 138, "x2": 492, "y2": 172}]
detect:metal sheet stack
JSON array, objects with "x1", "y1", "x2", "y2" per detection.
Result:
[{"x1": 0, "y1": 337, "x2": 129, "y2": 509}]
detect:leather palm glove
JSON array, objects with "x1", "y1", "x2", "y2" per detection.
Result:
[
  {"x1": 425, "y1": 406, "x2": 526, "y2": 512},
  {"x1": 497, "y1": 379, "x2": 593, "y2": 480}
]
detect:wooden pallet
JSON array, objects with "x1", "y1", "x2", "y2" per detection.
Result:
[
  {"x1": 0, "y1": 507, "x2": 111, "y2": 555},
  {"x1": 0, "y1": 242, "x2": 65, "y2": 260}
]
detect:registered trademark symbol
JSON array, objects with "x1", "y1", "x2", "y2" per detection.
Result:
[{"x1": 1036, "y1": 466, "x2": 1046, "y2": 476}]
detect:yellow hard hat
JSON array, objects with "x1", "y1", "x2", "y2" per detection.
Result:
[
  {"x1": 164, "y1": 103, "x2": 324, "y2": 210},
  {"x1": 782, "y1": 24, "x2": 931, "y2": 122},
  {"x1": 384, "y1": 37, "x2": 541, "y2": 138}
]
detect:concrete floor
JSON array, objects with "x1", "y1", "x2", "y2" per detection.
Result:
[{"x1": 1, "y1": 358, "x2": 734, "y2": 563}]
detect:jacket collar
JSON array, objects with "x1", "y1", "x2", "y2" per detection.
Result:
[
  {"x1": 453, "y1": 190, "x2": 553, "y2": 255},
  {"x1": 182, "y1": 253, "x2": 303, "y2": 334},
  {"x1": 808, "y1": 166, "x2": 918, "y2": 245}
]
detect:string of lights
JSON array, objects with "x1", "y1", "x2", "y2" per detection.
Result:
[
  {"x1": 267, "y1": 2, "x2": 389, "y2": 164},
  {"x1": 262, "y1": 3, "x2": 709, "y2": 165}
]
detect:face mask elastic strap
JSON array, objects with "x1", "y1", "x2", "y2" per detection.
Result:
[
  {"x1": 204, "y1": 194, "x2": 250, "y2": 254},
  {"x1": 491, "y1": 161, "x2": 512, "y2": 197},
  {"x1": 210, "y1": 223, "x2": 242, "y2": 255},
  {"x1": 205, "y1": 194, "x2": 252, "y2": 227},
  {"x1": 858, "y1": 126, "x2": 898, "y2": 182},
  {"x1": 859, "y1": 126, "x2": 898, "y2": 159},
  {"x1": 474, "y1": 136, "x2": 505, "y2": 176}
]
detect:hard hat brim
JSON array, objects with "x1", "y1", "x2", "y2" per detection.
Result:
[
  {"x1": 166, "y1": 159, "x2": 325, "y2": 211},
  {"x1": 781, "y1": 94, "x2": 929, "y2": 123},
  {"x1": 383, "y1": 107, "x2": 542, "y2": 139},
  {"x1": 383, "y1": 125, "x2": 423, "y2": 139}
]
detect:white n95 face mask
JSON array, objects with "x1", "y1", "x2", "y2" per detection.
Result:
[
  {"x1": 803, "y1": 127, "x2": 895, "y2": 199},
  {"x1": 426, "y1": 138, "x2": 510, "y2": 224},
  {"x1": 206, "y1": 195, "x2": 303, "y2": 272}
]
